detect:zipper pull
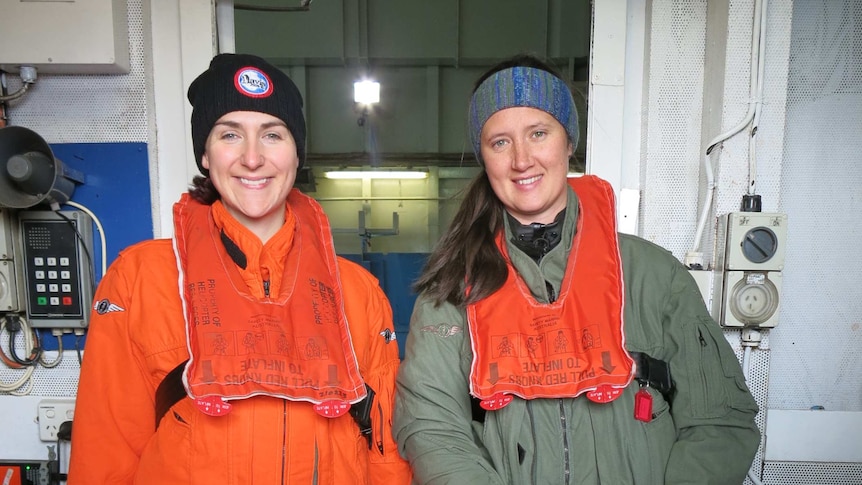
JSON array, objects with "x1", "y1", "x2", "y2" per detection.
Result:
[
  {"x1": 376, "y1": 403, "x2": 384, "y2": 454},
  {"x1": 262, "y1": 267, "x2": 271, "y2": 298},
  {"x1": 545, "y1": 281, "x2": 556, "y2": 303},
  {"x1": 698, "y1": 329, "x2": 707, "y2": 347}
]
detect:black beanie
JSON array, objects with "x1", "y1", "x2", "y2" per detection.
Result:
[{"x1": 187, "y1": 53, "x2": 307, "y2": 175}]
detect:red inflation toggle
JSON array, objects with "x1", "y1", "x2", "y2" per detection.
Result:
[
  {"x1": 479, "y1": 392, "x2": 513, "y2": 411},
  {"x1": 194, "y1": 395, "x2": 233, "y2": 417},
  {"x1": 585, "y1": 385, "x2": 623, "y2": 404},
  {"x1": 313, "y1": 400, "x2": 351, "y2": 418}
]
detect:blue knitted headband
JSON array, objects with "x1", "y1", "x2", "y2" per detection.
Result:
[{"x1": 468, "y1": 66, "x2": 578, "y2": 165}]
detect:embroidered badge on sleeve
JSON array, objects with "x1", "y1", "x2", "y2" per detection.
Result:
[{"x1": 94, "y1": 299, "x2": 125, "y2": 315}]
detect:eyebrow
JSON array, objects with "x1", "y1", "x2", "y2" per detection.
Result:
[
  {"x1": 213, "y1": 119, "x2": 288, "y2": 130},
  {"x1": 484, "y1": 121, "x2": 555, "y2": 140}
]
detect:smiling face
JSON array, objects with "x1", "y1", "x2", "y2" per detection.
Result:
[
  {"x1": 201, "y1": 111, "x2": 298, "y2": 241},
  {"x1": 480, "y1": 107, "x2": 573, "y2": 225}
]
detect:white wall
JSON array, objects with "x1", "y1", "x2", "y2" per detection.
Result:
[{"x1": 625, "y1": 1, "x2": 862, "y2": 483}]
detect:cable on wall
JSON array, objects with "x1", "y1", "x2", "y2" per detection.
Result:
[
  {"x1": 742, "y1": 328, "x2": 765, "y2": 485},
  {"x1": 0, "y1": 66, "x2": 38, "y2": 103},
  {"x1": 746, "y1": 0, "x2": 769, "y2": 204},
  {"x1": 39, "y1": 330, "x2": 65, "y2": 368},
  {"x1": 686, "y1": 0, "x2": 769, "y2": 267},
  {"x1": 65, "y1": 200, "x2": 108, "y2": 278},
  {"x1": 0, "y1": 315, "x2": 38, "y2": 394}
]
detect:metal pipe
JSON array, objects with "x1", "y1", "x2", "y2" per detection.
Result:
[
  {"x1": 234, "y1": 3, "x2": 310, "y2": 12},
  {"x1": 215, "y1": 0, "x2": 236, "y2": 54}
]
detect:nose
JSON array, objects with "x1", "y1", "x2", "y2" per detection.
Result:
[
  {"x1": 241, "y1": 140, "x2": 265, "y2": 169},
  {"x1": 511, "y1": 140, "x2": 533, "y2": 171}
]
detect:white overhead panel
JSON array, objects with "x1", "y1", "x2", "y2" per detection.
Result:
[{"x1": 0, "y1": 0, "x2": 129, "y2": 74}]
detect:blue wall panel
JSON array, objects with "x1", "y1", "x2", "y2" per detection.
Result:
[
  {"x1": 51, "y1": 142, "x2": 153, "y2": 272},
  {"x1": 341, "y1": 253, "x2": 428, "y2": 358},
  {"x1": 41, "y1": 142, "x2": 152, "y2": 350}
]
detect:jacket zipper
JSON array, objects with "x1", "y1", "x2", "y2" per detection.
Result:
[
  {"x1": 546, "y1": 281, "x2": 556, "y2": 303},
  {"x1": 558, "y1": 399, "x2": 570, "y2": 484},
  {"x1": 262, "y1": 266, "x2": 271, "y2": 298},
  {"x1": 526, "y1": 401, "x2": 540, "y2": 484},
  {"x1": 697, "y1": 328, "x2": 709, "y2": 413},
  {"x1": 376, "y1": 401, "x2": 385, "y2": 454}
]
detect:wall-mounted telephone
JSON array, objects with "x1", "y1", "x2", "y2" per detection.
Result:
[
  {"x1": 0, "y1": 209, "x2": 94, "y2": 329},
  {"x1": 1, "y1": 125, "x2": 95, "y2": 329}
]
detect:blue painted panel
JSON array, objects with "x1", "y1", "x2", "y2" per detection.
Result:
[
  {"x1": 51, "y1": 142, "x2": 153, "y2": 272},
  {"x1": 341, "y1": 253, "x2": 428, "y2": 358},
  {"x1": 40, "y1": 142, "x2": 152, "y2": 350}
]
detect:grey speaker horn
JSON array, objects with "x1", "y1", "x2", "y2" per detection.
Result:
[{"x1": 0, "y1": 126, "x2": 84, "y2": 209}]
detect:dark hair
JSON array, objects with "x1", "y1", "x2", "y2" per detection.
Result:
[
  {"x1": 414, "y1": 53, "x2": 567, "y2": 307},
  {"x1": 412, "y1": 172, "x2": 505, "y2": 306},
  {"x1": 189, "y1": 175, "x2": 220, "y2": 204}
]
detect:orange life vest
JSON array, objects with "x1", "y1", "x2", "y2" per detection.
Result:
[
  {"x1": 172, "y1": 190, "x2": 366, "y2": 410},
  {"x1": 467, "y1": 175, "x2": 634, "y2": 404}
]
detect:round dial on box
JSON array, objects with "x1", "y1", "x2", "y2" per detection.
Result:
[{"x1": 741, "y1": 226, "x2": 779, "y2": 264}]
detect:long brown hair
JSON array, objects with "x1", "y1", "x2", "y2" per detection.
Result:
[
  {"x1": 414, "y1": 54, "x2": 571, "y2": 307},
  {"x1": 189, "y1": 175, "x2": 220, "y2": 204},
  {"x1": 412, "y1": 172, "x2": 506, "y2": 306}
]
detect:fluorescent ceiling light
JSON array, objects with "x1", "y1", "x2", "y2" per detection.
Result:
[
  {"x1": 324, "y1": 170, "x2": 428, "y2": 180},
  {"x1": 354, "y1": 80, "x2": 380, "y2": 104}
]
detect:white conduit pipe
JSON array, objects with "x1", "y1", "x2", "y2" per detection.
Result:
[
  {"x1": 216, "y1": 0, "x2": 237, "y2": 54},
  {"x1": 742, "y1": 342, "x2": 765, "y2": 485},
  {"x1": 688, "y1": 0, "x2": 767, "y2": 262},
  {"x1": 748, "y1": 0, "x2": 769, "y2": 197}
]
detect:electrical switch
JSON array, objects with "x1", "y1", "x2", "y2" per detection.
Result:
[{"x1": 713, "y1": 212, "x2": 787, "y2": 328}]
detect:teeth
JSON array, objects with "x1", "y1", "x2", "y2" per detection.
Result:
[
  {"x1": 516, "y1": 175, "x2": 541, "y2": 185},
  {"x1": 240, "y1": 178, "x2": 268, "y2": 187}
]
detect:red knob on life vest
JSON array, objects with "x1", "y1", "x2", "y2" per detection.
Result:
[
  {"x1": 194, "y1": 396, "x2": 233, "y2": 417},
  {"x1": 479, "y1": 392, "x2": 514, "y2": 411},
  {"x1": 586, "y1": 385, "x2": 623, "y2": 404},
  {"x1": 313, "y1": 400, "x2": 351, "y2": 418}
]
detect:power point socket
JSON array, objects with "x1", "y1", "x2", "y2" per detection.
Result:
[{"x1": 37, "y1": 398, "x2": 75, "y2": 441}]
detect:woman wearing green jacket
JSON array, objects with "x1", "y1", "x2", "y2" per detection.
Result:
[{"x1": 393, "y1": 54, "x2": 760, "y2": 484}]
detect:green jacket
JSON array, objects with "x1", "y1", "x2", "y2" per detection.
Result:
[{"x1": 393, "y1": 187, "x2": 760, "y2": 485}]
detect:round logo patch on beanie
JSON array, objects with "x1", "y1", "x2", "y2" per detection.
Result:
[{"x1": 234, "y1": 67, "x2": 273, "y2": 98}]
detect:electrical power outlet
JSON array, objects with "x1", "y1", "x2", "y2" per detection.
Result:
[{"x1": 37, "y1": 398, "x2": 75, "y2": 441}]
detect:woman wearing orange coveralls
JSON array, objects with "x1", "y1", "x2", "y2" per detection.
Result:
[{"x1": 68, "y1": 53, "x2": 411, "y2": 484}]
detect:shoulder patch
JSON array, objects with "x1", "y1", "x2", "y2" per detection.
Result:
[
  {"x1": 93, "y1": 299, "x2": 125, "y2": 315},
  {"x1": 379, "y1": 328, "x2": 397, "y2": 343},
  {"x1": 420, "y1": 323, "x2": 462, "y2": 338}
]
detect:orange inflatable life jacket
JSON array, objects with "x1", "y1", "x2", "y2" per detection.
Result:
[
  {"x1": 172, "y1": 190, "x2": 366, "y2": 409},
  {"x1": 467, "y1": 175, "x2": 634, "y2": 404}
]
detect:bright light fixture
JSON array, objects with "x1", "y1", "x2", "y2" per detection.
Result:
[
  {"x1": 354, "y1": 80, "x2": 380, "y2": 104},
  {"x1": 324, "y1": 171, "x2": 428, "y2": 180}
]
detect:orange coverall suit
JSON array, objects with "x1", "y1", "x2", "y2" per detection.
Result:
[{"x1": 68, "y1": 198, "x2": 411, "y2": 484}]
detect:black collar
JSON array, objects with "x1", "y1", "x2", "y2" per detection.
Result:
[{"x1": 507, "y1": 209, "x2": 566, "y2": 262}]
